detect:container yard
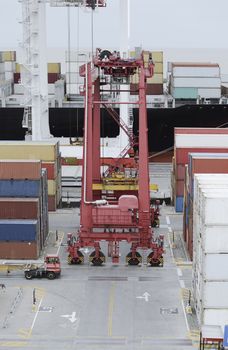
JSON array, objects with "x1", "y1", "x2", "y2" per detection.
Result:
[{"x1": 1, "y1": 1, "x2": 228, "y2": 349}]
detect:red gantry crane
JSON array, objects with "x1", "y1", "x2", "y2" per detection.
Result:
[{"x1": 67, "y1": 49, "x2": 164, "y2": 266}]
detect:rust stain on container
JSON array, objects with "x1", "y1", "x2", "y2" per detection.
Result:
[
  {"x1": 0, "y1": 198, "x2": 40, "y2": 219},
  {"x1": 0, "y1": 242, "x2": 39, "y2": 259},
  {"x1": 0, "y1": 160, "x2": 42, "y2": 180}
]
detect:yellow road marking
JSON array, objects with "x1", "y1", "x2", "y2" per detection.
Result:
[
  {"x1": 108, "y1": 282, "x2": 115, "y2": 337},
  {"x1": 18, "y1": 328, "x2": 32, "y2": 339},
  {"x1": 0, "y1": 341, "x2": 28, "y2": 347}
]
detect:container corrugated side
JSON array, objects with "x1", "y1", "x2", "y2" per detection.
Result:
[
  {"x1": 172, "y1": 66, "x2": 220, "y2": 78},
  {"x1": 0, "y1": 180, "x2": 41, "y2": 197},
  {"x1": 147, "y1": 74, "x2": 163, "y2": 84},
  {"x1": 175, "y1": 196, "x2": 183, "y2": 212},
  {"x1": 0, "y1": 220, "x2": 39, "y2": 241},
  {"x1": 42, "y1": 162, "x2": 57, "y2": 180},
  {"x1": 48, "y1": 63, "x2": 61, "y2": 74},
  {"x1": 0, "y1": 160, "x2": 42, "y2": 180},
  {"x1": 48, "y1": 195, "x2": 56, "y2": 211},
  {"x1": 0, "y1": 141, "x2": 59, "y2": 161},
  {"x1": 171, "y1": 87, "x2": 198, "y2": 99},
  {"x1": 171, "y1": 76, "x2": 221, "y2": 88},
  {"x1": 0, "y1": 198, "x2": 39, "y2": 219},
  {"x1": 47, "y1": 180, "x2": 57, "y2": 196},
  {"x1": 0, "y1": 241, "x2": 39, "y2": 259}
]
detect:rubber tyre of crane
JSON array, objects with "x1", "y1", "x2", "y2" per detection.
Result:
[
  {"x1": 24, "y1": 271, "x2": 33, "y2": 280},
  {"x1": 89, "y1": 251, "x2": 105, "y2": 266},
  {"x1": 147, "y1": 252, "x2": 163, "y2": 267},
  {"x1": 72, "y1": 251, "x2": 84, "y2": 265},
  {"x1": 126, "y1": 251, "x2": 142, "y2": 266},
  {"x1": 46, "y1": 271, "x2": 56, "y2": 280}
]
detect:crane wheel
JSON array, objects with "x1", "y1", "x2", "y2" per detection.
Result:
[
  {"x1": 126, "y1": 251, "x2": 142, "y2": 266},
  {"x1": 68, "y1": 251, "x2": 84, "y2": 265},
  {"x1": 147, "y1": 252, "x2": 163, "y2": 267},
  {"x1": 89, "y1": 251, "x2": 105, "y2": 266}
]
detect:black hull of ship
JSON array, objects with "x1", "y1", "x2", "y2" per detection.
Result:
[{"x1": 1, "y1": 105, "x2": 228, "y2": 152}]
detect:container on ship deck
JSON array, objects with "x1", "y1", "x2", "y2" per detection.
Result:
[
  {"x1": 48, "y1": 73, "x2": 60, "y2": 84},
  {"x1": 0, "y1": 219, "x2": 39, "y2": 241},
  {"x1": 0, "y1": 241, "x2": 39, "y2": 259},
  {"x1": 13, "y1": 72, "x2": 20, "y2": 83},
  {"x1": 0, "y1": 141, "x2": 59, "y2": 161},
  {"x1": 0, "y1": 160, "x2": 42, "y2": 180},
  {"x1": 0, "y1": 180, "x2": 41, "y2": 197},
  {"x1": 0, "y1": 198, "x2": 39, "y2": 219},
  {"x1": 48, "y1": 63, "x2": 61, "y2": 74}
]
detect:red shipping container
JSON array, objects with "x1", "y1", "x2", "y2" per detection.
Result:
[
  {"x1": 48, "y1": 73, "x2": 60, "y2": 83},
  {"x1": 175, "y1": 179, "x2": 184, "y2": 196},
  {"x1": 0, "y1": 241, "x2": 39, "y2": 259},
  {"x1": 175, "y1": 148, "x2": 228, "y2": 164},
  {"x1": 14, "y1": 72, "x2": 20, "y2": 83},
  {"x1": 0, "y1": 198, "x2": 39, "y2": 219},
  {"x1": 176, "y1": 164, "x2": 185, "y2": 180},
  {"x1": 192, "y1": 158, "x2": 228, "y2": 174},
  {"x1": 175, "y1": 127, "x2": 228, "y2": 135},
  {"x1": 42, "y1": 162, "x2": 57, "y2": 180},
  {"x1": 48, "y1": 195, "x2": 56, "y2": 211},
  {"x1": 0, "y1": 160, "x2": 42, "y2": 180}
]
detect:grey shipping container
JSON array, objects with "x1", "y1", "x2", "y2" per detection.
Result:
[
  {"x1": 0, "y1": 180, "x2": 41, "y2": 197},
  {"x1": 0, "y1": 219, "x2": 39, "y2": 241}
]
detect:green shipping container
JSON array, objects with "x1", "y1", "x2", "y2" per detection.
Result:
[{"x1": 171, "y1": 87, "x2": 198, "y2": 99}]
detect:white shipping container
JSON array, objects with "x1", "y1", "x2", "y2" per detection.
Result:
[
  {"x1": 65, "y1": 62, "x2": 82, "y2": 72},
  {"x1": 65, "y1": 73, "x2": 84, "y2": 84},
  {"x1": 202, "y1": 309, "x2": 228, "y2": 329},
  {"x1": 197, "y1": 188, "x2": 228, "y2": 218},
  {"x1": 200, "y1": 226, "x2": 228, "y2": 253},
  {"x1": 202, "y1": 194, "x2": 228, "y2": 225},
  {"x1": 171, "y1": 77, "x2": 221, "y2": 88},
  {"x1": 199, "y1": 281, "x2": 228, "y2": 308},
  {"x1": 173, "y1": 66, "x2": 220, "y2": 78},
  {"x1": 48, "y1": 84, "x2": 55, "y2": 95},
  {"x1": 13, "y1": 84, "x2": 24, "y2": 94},
  {"x1": 194, "y1": 177, "x2": 228, "y2": 208},
  {"x1": 196, "y1": 253, "x2": 228, "y2": 280},
  {"x1": 4, "y1": 72, "x2": 13, "y2": 81},
  {"x1": 66, "y1": 83, "x2": 80, "y2": 95},
  {"x1": 198, "y1": 88, "x2": 221, "y2": 99},
  {"x1": 175, "y1": 134, "x2": 228, "y2": 148}
]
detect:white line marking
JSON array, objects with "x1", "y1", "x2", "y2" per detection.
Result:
[
  {"x1": 177, "y1": 268, "x2": 183, "y2": 277},
  {"x1": 168, "y1": 226, "x2": 172, "y2": 233},
  {"x1": 57, "y1": 233, "x2": 64, "y2": 255},
  {"x1": 167, "y1": 231, "x2": 175, "y2": 262},
  {"x1": 179, "y1": 279, "x2": 185, "y2": 289},
  {"x1": 31, "y1": 297, "x2": 43, "y2": 331},
  {"x1": 166, "y1": 216, "x2": 170, "y2": 225},
  {"x1": 181, "y1": 298, "x2": 190, "y2": 332},
  {"x1": 159, "y1": 224, "x2": 168, "y2": 229}
]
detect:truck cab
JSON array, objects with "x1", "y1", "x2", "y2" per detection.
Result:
[{"x1": 24, "y1": 255, "x2": 61, "y2": 280}]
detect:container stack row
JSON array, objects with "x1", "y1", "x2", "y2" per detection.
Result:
[
  {"x1": 183, "y1": 153, "x2": 228, "y2": 259},
  {"x1": 169, "y1": 63, "x2": 221, "y2": 100},
  {"x1": 13, "y1": 63, "x2": 61, "y2": 95},
  {"x1": 0, "y1": 160, "x2": 49, "y2": 259},
  {"x1": 173, "y1": 127, "x2": 228, "y2": 212},
  {"x1": 192, "y1": 173, "x2": 228, "y2": 330},
  {"x1": 0, "y1": 141, "x2": 61, "y2": 211},
  {"x1": 130, "y1": 50, "x2": 163, "y2": 95},
  {"x1": 0, "y1": 51, "x2": 16, "y2": 82}
]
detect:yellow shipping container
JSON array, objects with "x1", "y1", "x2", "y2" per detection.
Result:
[
  {"x1": 48, "y1": 63, "x2": 61, "y2": 74},
  {"x1": 48, "y1": 180, "x2": 57, "y2": 196},
  {"x1": 154, "y1": 62, "x2": 163, "y2": 74},
  {"x1": 2, "y1": 51, "x2": 16, "y2": 62},
  {"x1": 147, "y1": 73, "x2": 163, "y2": 84},
  {"x1": 15, "y1": 63, "x2": 21, "y2": 73},
  {"x1": 152, "y1": 51, "x2": 163, "y2": 63},
  {"x1": 0, "y1": 141, "x2": 59, "y2": 161}
]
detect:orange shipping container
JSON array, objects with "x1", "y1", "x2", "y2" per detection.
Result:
[
  {"x1": 0, "y1": 198, "x2": 40, "y2": 219},
  {"x1": 0, "y1": 241, "x2": 39, "y2": 259},
  {"x1": 0, "y1": 160, "x2": 41, "y2": 180}
]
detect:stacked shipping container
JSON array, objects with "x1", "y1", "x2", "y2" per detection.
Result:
[
  {"x1": 169, "y1": 63, "x2": 221, "y2": 99},
  {"x1": 14, "y1": 63, "x2": 61, "y2": 95},
  {"x1": 0, "y1": 51, "x2": 16, "y2": 83},
  {"x1": 173, "y1": 128, "x2": 228, "y2": 212},
  {"x1": 0, "y1": 141, "x2": 61, "y2": 211},
  {"x1": 0, "y1": 160, "x2": 49, "y2": 259},
  {"x1": 192, "y1": 174, "x2": 228, "y2": 329},
  {"x1": 65, "y1": 51, "x2": 88, "y2": 95},
  {"x1": 130, "y1": 51, "x2": 163, "y2": 95},
  {"x1": 183, "y1": 153, "x2": 228, "y2": 259}
]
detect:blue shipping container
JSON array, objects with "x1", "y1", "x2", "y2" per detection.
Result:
[
  {"x1": 175, "y1": 196, "x2": 183, "y2": 212},
  {"x1": 0, "y1": 220, "x2": 39, "y2": 241},
  {"x1": 0, "y1": 180, "x2": 41, "y2": 197}
]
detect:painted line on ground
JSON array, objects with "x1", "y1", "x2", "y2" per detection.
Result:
[
  {"x1": 108, "y1": 282, "x2": 115, "y2": 337},
  {"x1": 56, "y1": 232, "x2": 64, "y2": 256},
  {"x1": 168, "y1": 226, "x2": 172, "y2": 233},
  {"x1": 181, "y1": 298, "x2": 190, "y2": 332},
  {"x1": 177, "y1": 268, "x2": 183, "y2": 277},
  {"x1": 179, "y1": 279, "x2": 185, "y2": 289},
  {"x1": 165, "y1": 216, "x2": 170, "y2": 226}
]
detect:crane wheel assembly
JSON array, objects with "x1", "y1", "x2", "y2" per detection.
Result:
[{"x1": 67, "y1": 49, "x2": 164, "y2": 267}]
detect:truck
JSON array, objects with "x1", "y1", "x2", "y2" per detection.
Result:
[{"x1": 0, "y1": 254, "x2": 61, "y2": 280}]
